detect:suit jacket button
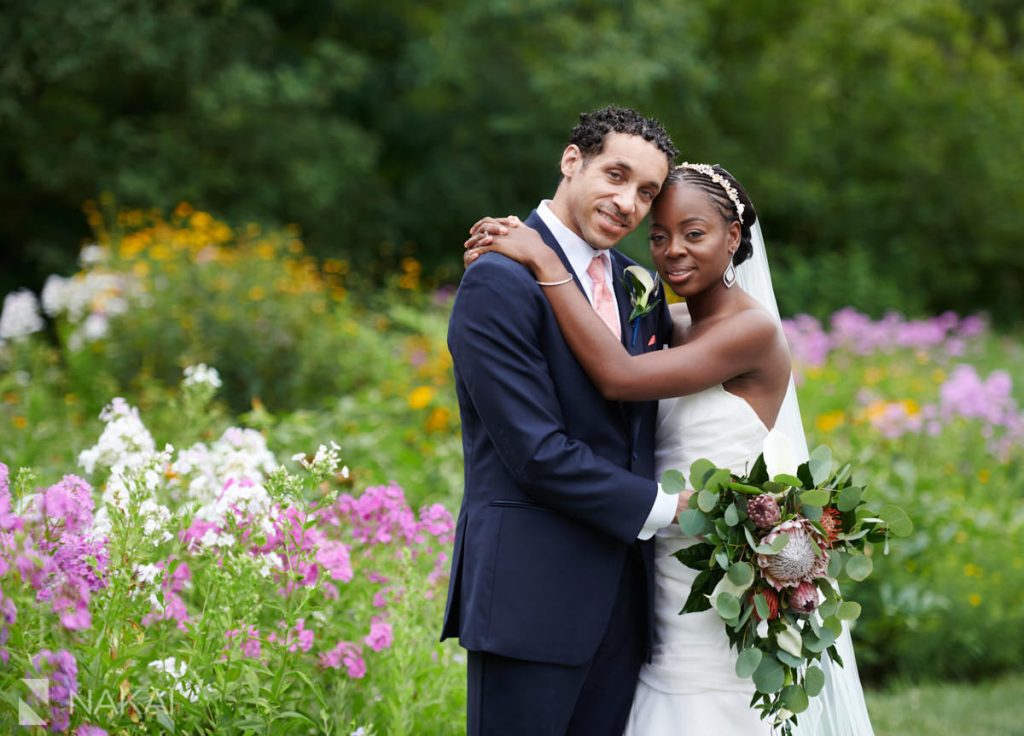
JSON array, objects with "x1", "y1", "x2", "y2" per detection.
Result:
[{"x1": 631, "y1": 452, "x2": 639, "y2": 461}]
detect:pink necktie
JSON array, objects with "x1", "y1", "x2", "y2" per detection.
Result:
[{"x1": 587, "y1": 254, "x2": 621, "y2": 340}]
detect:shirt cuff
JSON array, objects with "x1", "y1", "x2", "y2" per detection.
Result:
[{"x1": 637, "y1": 483, "x2": 678, "y2": 540}]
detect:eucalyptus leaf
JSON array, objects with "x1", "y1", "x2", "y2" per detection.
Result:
[
  {"x1": 804, "y1": 666, "x2": 826, "y2": 697},
  {"x1": 727, "y1": 561, "x2": 755, "y2": 588},
  {"x1": 698, "y1": 488, "x2": 719, "y2": 513},
  {"x1": 802, "y1": 504, "x2": 823, "y2": 522},
  {"x1": 808, "y1": 445, "x2": 833, "y2": 486},
  {"x1": 836, "y1": 486, "x2": 863, "y2": 512},
  {"x1": 800, "y1": 489, "x2": 830, "y2": 507},
  {"x1": 879, "y1": 504, "x2": 914, "y2": 537},
  {"x1": 706, "y1": 468, "x2": 733, "y2": 493},
  {"x1": 752, "y1": 655, "x2": 786, "y2": 694},
  {"x1": 845, "y1": 554, "x2": 873, "y2": 582},
  {"x1": 689, "y1": 459, "x2": 716, "y2": 491},
  {"x1": 827, "y1": 550, "x2": 844, "y2": 578},
  {"x1": 774, "y1": 473, "x2": 805, "y2": 488},
  {"x1": 661, "y1": 468, "x2": 687, "y2": 495},
  {"x1": 715, "y1": 592, "x2": 741, "y2": 619},
  {"x1": 724, "y1": 503, "x2": 740, "y2": 527},
  {"x1": 753, "y1": 593, "x2": 770, "y2": 620},
  {"x1": 736, "y1": 647, "x2": 763, "y2": 679},
  {"x1": 838, "y1": 601, "x2": 862, "y2": 621},
  {"x1": 777, "y1": 650, "x2": 804, "y2": 668},
  {"x1": 678, "y1": 509, "x2": 711, "y2": 537},
  {"x1": 782, "y1": 684, "x2": 810, "y2": 714}
]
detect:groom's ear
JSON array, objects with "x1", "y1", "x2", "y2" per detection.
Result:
[{"x1": 560, "y1": 144, "x2": 583, "y2": 179}]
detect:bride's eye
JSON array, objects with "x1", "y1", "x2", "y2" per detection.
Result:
[
  {"x1": 686, "y1": 230, "x2": 704, "y2": 240},
  {"x1": 649, "y1": 233, "x2": 666, "y2": 244}
]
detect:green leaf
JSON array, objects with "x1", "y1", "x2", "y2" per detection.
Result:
[
  {"x1": 724, "y1": 503, "x2": 740, "y2": 527},
  {"x1": 678, "y1": 509, "x2": 711, "y2": 537},
  {"x1": 661, "y1": 469, "x2": 687, "y2": 494},
  {"x1": 879, "y1": 504, "x2": 914, "y2": 537},
  {"x1": 804, "y1": 626, "x2": 838, "y2": 653},
  {"x1": 736, "y1": 647, "x2": 763, "y2": 678},
  {"x1": 748, "y1": 453, "x2": 769, "y2": 484},
  {"x1": 836, "y1": 486, "x2": 863, "y2": 512},
  {"x1": 769, "y1": 534, "x2": 790, "y2": 553},
  {"x1": 782, "y1": 684, "x2": 810, "y2": 714},
  {"x1": 809, "y1": 445, "x2": 833, "y2": 486},
  {"x1": 752, "y1": 655, "x2": 786, "y2": 694},
  {"x1": 838, "y1": 601, "x2": 862, "y2": 621},
  {"x1": 714, "y1": 548, "x2": 730, "y2": 570},
  {"x1": 728, "y1": 482, "x2": 763, "y2": 495},
  {"x1": 827, "y1": 550, "x2": 844, "y2": 578},
  {"x1": 774, "y1": 473, "x2": 805, "y2": 488},
  {"x1": 800, "y1": 489, "x2": 830, "y2": 506},
  {"x1": 698, "y1": 487, "x2": 719, "y2": 513},
  {"x1": 673, "y1": 543, "x2": 714, "y2": 570},
  {"x1": 753, "y1": 593, "x2": 770, "y2": 620},
  {"x1": 845, "y1": 554, "x2": 873, "y2": 582},
  {"x1": 727, "y1": 561, "x2": 755, "y2": 588},
  {"x1": 706, "y1": 468, "x2": 733, "y2": 493},
  {"x1": 715, "y1": 592, "x2": 741, "y2": 619},
  {"x1": 689, "y1": 459, "x2": 716, "y2": 491},
  {"x1": 777, "y1": 649, "x2": 804, "y2": 668},
  {"x1": 804, "y1": 666, "x2": 826, "y2": 697},
  {"x1": 802, "y1": 504, "x2": 823, "y2": 522}
]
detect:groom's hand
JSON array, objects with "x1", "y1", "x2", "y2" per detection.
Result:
[{"x1": 675, "y1": 490, "x2": 694, "y2": 518}]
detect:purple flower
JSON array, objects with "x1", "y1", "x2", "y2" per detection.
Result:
[
  {"x1": 31, "y1": 649, "x2": 78, "y2": 732},
  {"x1": 319, "y1": 641, "x2": 366, "y2": 678},
  {"x1": 75, "y1": 727, "x2": 108, "y2": 736},
  {"x1": 364, "y1": 620, "x2": 394, "y2": 652},
  {"x1": 40, "y1": 475, "x2": 94, "y2": 536},
  {"x1": 316, "y1": 540, "x2": 353, "y2": 582}
]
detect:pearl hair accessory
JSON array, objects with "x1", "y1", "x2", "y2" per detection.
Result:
[{"x1": 678, "y1": 162, "x2": 746, "y2": 224}]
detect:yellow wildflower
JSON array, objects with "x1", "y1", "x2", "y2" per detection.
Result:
[
  {"x1": 968, "y1": 594, "x2": 981, "y2": 607},
  {"x1": 425, "y1": 407, "x2": 451, "y2": 433},
  {"x1": 408, "y1": 386, "x2": 435, "y2": 410},
  {"x1": 12, "y1": 416, "x2": 27, "y2": 429},
  {"x1": 815, "y1": 410, "x2": 846, "y2": 433}
]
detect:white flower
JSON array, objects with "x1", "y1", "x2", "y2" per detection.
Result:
[
  {"x1": 776, "y1": 621, "x2": 804, "y2": 658},
  {"x1": 756, "y1": 619, "x2": 769, "y2": 639},
  {"x1": 79, "y1": 244, "x2": 107, "y2": 267},
  {"x1": 148, "y1": 657, "x2": 201, "y2": 702},
  {"x1": 183, "y1": 363, "x2": 222, "y2": 389},
  {"x1": 0, "y1": 289, "x2": 44, "y2": 340},
  {"x1": 79, "y1": 398, "x2": 157, "y2": 475},
  {"x1": 133, "y1": 563, "x2": 162, "y2": 586},
  {"x1": 763, "y1": 428, "x2": 798, "y2": 479},
  {"x1": 139, "y1": 499, "x2": 173, "y2": 543}
]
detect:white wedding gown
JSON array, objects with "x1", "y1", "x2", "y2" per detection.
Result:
[{"x1": 625, "y1": 383, "x2": 773, "y2": 735}]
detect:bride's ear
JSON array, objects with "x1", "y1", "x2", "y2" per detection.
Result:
[{"x1": 727, "y1": 220, "x2": 742, "y2": 251}]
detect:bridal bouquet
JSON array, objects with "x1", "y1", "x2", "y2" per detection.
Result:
[{"x1": 664, "y1": 430, "x2": 912, "y2": 732}]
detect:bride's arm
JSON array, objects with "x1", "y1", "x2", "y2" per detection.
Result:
[{"x1": 467, "y1": 225, "x2": 780, "y2": 402}]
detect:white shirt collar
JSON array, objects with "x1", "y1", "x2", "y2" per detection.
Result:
[{"x1": 536, "y1": 200, "x2": 613, "y2": 304}]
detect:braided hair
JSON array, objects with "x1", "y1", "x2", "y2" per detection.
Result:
[{"x1": 664, "y1": 164, "x2": 758, "y2": 266}]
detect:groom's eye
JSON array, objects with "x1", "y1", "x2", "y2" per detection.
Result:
[{"x1": 607, "y1": 170, "x2": 623, "y2": 182}]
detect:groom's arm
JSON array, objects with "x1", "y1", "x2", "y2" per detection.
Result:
[{"x1": 450, "y1": 255, "x2": 659, "y2": 545}]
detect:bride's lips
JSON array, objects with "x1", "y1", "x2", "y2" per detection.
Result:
[{"x1": 664, "y1": 267, "x2": 695, "y2": 287}]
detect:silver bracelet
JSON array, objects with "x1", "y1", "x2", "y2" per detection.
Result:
[{"x1": 535, "y1": 274, "x2": 574, "y2": 287}]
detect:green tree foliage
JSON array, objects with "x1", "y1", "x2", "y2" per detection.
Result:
[{"x1": 1, "y1": 0, "x2": 1023, "y2": 319}]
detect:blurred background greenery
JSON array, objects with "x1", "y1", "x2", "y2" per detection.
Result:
[{"x1": 2, "y1": 0, "x2": 1023, "y2": 320}]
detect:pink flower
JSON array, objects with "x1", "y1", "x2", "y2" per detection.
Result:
[
  {"x1": 75, "y1": 726, "x2": 108, "y2": 736},
  {"x1": 364, "y1": 621, "x2": 393, "y2": 652},
  {"x1": 31, "y1": 649, "x2": 78, "y2": 731},
  {"x1": 316, "y1": 540, "x2": 353, "y2": 582},
  {"x1": 40, "y1": 475, "x2": 94, "y2": 536},
  {"x1": 756, "y1": 518, "x2": 829, "y2": 590},
  {"x1": 320, "y1": 641, "x2": 366, "y2": 678},
  {"x1": 789, "y1": 581, "x2": 820, "y2": 613}
]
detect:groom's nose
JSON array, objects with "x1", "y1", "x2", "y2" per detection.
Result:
[{"x1": 611, "y1": 187, "x2": 637, "y2": 219}]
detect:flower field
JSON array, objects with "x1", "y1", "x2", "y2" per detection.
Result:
[{"x1": 0, "y1": 206, "x2": 1022, "y2": 733}]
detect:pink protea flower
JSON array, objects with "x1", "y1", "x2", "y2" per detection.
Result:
[
  {"x1": 789, "y1": 580, "x2": 820, "y2": 613},
  {"x1": 746, "y1": 494, "x2": 781, "y2": 530},
  {"x1": 757, "y1": 518, "x2": 829, "y2": 590}
]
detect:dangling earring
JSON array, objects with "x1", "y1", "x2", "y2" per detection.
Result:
[{"x1": 722, "y1": 262, "x2": 737, "y2": 288}]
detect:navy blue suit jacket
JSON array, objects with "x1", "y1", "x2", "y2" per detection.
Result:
[{"x1": 441, "y1": 210, "x2": 673, "y2": 666}]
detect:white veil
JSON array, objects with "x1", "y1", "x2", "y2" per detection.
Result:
[{"x1": 737, "y1": 219, "x2": 875, "y2": 736}]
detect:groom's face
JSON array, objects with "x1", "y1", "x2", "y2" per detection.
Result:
[{"x1": 556, "y1": 133, "x2": 670, "y2": 250}]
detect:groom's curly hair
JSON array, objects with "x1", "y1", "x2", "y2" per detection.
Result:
[{"x1": 569, "y1": 106, "x2": 678, "y2": 164}]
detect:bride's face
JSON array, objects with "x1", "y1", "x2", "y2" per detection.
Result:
[{"x1": 648, "y1": 183, "x2": 741, "y2": 298}]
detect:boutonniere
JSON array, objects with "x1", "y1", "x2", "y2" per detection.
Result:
[{"x1": 622, "y1": 265, "x2": 662, "y2": 347}]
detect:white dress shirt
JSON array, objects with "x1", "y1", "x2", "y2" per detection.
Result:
[{"x1": 535, "y1": 201, "x2": 678, "y2": 540}]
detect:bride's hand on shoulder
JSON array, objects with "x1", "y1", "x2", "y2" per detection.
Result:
[{"x1": 463, "y1": 215, "x2": 566, "y2": 282}]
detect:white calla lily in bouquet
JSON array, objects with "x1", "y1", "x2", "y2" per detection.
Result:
[{"x1": 662, "y1": 429, "x2": 913, "y2": 733}]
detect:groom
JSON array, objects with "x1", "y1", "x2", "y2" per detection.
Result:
[{"x1": 442, "y1": 106, "x2": 683, "y2": 735}]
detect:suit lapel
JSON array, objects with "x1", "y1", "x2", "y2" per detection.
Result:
[{"x1": 524, "y1": 211, "x2": 587, "y2": 299}]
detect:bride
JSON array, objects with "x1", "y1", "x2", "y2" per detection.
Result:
[{"x1": 465, "y1": 163, "x2": 874, "y2": 734}]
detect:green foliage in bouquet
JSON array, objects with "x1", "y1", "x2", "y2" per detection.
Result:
[{"x1": 663, "y1": 434, "x2": 913, "y2": 732}]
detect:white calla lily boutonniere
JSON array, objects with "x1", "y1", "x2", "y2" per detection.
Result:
[
  {"x1": 762, "y1": 428, "x2": 799, "y2": 480},
  {"x1": 622, "y1": 265, "x2": 662, "y2": 346}
]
